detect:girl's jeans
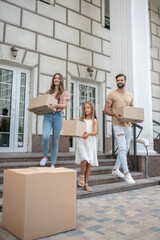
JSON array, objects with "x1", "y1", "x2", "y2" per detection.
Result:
[
  {"x1": 113, "y1": 126, "x2": 131, "y2": 174},
  {"x1": 42, "y1": 112, "x2": 63, "y2": 164}
]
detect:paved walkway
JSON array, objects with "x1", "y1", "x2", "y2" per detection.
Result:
[{"x1": 0, "y1": 185, "x2": 160, "y2": 240}]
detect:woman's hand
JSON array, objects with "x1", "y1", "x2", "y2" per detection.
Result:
[
  {"x1": 48, "y1": 104, "x2": 57, "y2": 110},
  {"x1": 82, "y1": 132, "x2": 90, "y2": 139}
]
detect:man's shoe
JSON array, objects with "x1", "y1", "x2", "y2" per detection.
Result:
[
  {"x1": 112, "y1": 169, "x2": 125, "y2": 179},
  {"x1": 124, "y1": 173, "x2": 135, "y2": 184},
  {"x1": 40, "y1": 157, "x2": 48, "y2": 166}
]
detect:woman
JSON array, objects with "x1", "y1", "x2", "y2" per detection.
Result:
[{"x1": 40, "y1": 73, "x2": 70, "y2": 168}]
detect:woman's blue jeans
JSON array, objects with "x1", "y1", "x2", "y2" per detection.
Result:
[{"x1": 42, "y1": 112, "x2": 63, "y2": 164}]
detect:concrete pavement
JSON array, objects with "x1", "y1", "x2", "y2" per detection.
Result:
[{"x1": 0, "y1": 185, "x2": 160, "y2": 240}]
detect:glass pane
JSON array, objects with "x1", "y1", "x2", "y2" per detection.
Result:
[
  {"x1": 0, "y1": 69, "x2": 13, "y2": 84},
  {"x1": 20, "y1": 86, "x2": 25, "y2": 101},
  {"x1": 0, "y1": 83, "x2": 12, "y2": 100},
  {"x1": 0, "y1": 68, "x2": 13, "y2": 148},
  {"x1": 19, "y1": 102, "x2": 25, "y2": 117},
  {"x1": 79, "y1": 84, "x2": 96, "y2": 117},
  {"x1": 21, "y1": 73, "x2": 26, "y2": 86},
  {"x1": 17, "y1": 73, "x2": 26, "y2": 147},
  {"x1": 0, "y1": 112, "x2": 10, "y2": 147},
  {"x1": 18, "y1": 134, "x2": 23, "y2": 147}
]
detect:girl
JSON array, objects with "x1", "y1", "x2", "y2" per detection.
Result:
[
  {"x1": 40, "y1": 73, "x2": 70, "y2": 168},
  {"x1": 75, "y1": 101, "x2": 98, "y2": 192}
]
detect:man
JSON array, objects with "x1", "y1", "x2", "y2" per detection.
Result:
[{"x1": 104, "y1": 73, "x2": 135, "y2": 184}]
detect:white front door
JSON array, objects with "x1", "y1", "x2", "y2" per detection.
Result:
[
  {"x1": 0, "y1": 65, "x2": 29, "y2": 152},
  {"x1": 70, "y1": 80, "x2": 98, "y2": 151}
]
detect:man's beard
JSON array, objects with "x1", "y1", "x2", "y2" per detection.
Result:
[{"x1": 117, "y1": 83, "x2": 125, "y2": 88}]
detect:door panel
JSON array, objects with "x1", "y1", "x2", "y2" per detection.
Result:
[
  {"x1": 69, "y1": 80, "x2": 98, "y2": 151},
  {"x1": 0, "y1": 65, "x2": 29, "y2": 152},
  {"x1": 0, "y1": 68, "x2": 13, "y2": 150}
]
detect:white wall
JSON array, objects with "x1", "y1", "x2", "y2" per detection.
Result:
[{"x1": 149, "y1": 1, "x2": 160, "y2": 138}]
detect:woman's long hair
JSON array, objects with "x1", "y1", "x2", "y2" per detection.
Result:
[
  {"x1": 80, "y1": 101, "x2": 97, "y2": 131},
  {"x1": 48, "y1": 73, "x2": 64, "y2": 103}
]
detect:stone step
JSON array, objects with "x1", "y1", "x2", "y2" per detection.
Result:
[
  {"x1": 77, "y1": 178, "x2": 160, "y2": 199},
  {"x1": 0, "y1": 158, "x2": 115, "y2": 168},
  {"x1": 0, "y1": 152, "x2": 114, "y2": 162},
  {"x1": 0, "y1": 172, "x2": 143, "y2": 198},
  {"x1": 0, "y1": 184, "x2": 2, "y2": 199},
  {"x1": 0, "y1": 198, "x2": 2, "y2": 212},
  {"x1": 77, "y1": 172, "x2": 143, "y2": 187},
  {"x1": 0, "y1": 162, "x2": 115, "y2": 173},
  {"x1": 0, "y1": 165, "x2": 114, "y2": 184},
  {"x1": 0, "y1": 165, "x2": 115, "y2": 185},
  {"x1": 0, "y1": 173, "x2": 3, "y2": 184}
]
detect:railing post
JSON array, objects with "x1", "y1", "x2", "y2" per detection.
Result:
[
  {"x1": 145, "y1": 147, "x2": 149, "y2": 178},
  {"x1": 112, "y1": 127, "x2": 115, "y2": 156},
  {"x1": 133, "y1": 124, "x2": 137, "y2": 171},
  {"x1": 103, "y1": 111, "x2": 105, "y2": 153}
]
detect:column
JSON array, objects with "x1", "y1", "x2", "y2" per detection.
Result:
[{"x1": 110, "y1": 0, "x2": 155, "y2": 154}]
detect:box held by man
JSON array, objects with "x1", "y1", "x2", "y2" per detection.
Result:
[{"x1": 118, "y1": 106, "x2": 144, "y2": 123}]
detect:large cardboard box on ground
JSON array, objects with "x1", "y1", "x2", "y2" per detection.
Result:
[
  {"x1": 118, "y1": 106, "x2": 144, "y2": 123},
  {"x1": 2, "y1": 167, "x2": 77, "y2": 240},
  {"x1": 28, "y1": 94, "x2": 57, "y2": 115},
  {"x1": 61, "y1": 120, "x2": 86, "y2": 137}
]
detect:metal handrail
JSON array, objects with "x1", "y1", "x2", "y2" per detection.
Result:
[
  {"x1": 103, "y1": 111, "x2": 106, "y2": 153},
  {"x1": 153, "y1": 119, "x2": 160, "y2": 126},
  {"x1": 105, "y1": 16, "x2": 110, "y2": 30},
  {"x1": 153, "y1": 119, "x2": 160, "y2": 153},
  {"x1": 131, "y1": 123, "x2": 143, "y2": 171}
]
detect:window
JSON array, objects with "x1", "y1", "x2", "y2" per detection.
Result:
[{"x1": 105, "y1": 0, "x2": 110, "y2": 30}]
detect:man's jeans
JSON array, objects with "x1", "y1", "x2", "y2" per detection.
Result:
[
  {"x1": 113, "y1": 126, "x2": 131, "y2": 174},
  {"x1": 42, "y1": 112, "x2": 63, "y2": 164}
]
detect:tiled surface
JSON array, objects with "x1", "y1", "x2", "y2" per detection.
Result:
[{"x1": 0, "y1": 185, "x2": 160, "y2": 240}]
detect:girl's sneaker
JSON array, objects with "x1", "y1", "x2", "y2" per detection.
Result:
[
  {"x1": 51, "y1": 165, "x2": 55, "y2": 168},
  {"x1": 40, "y1": 157, "x2": 48, "y2": 166}
]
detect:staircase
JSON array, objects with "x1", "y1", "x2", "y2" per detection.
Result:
[{"x1": 0, "y1": 152, "x2": 160, "y2": 212}]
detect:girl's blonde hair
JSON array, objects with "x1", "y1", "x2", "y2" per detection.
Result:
[
  {"x1": 80, "y1": 101, "x2": 97, "y2": 130},
  {"x1": 48, "y1": 73, "x2": 64, "y2": 103}
]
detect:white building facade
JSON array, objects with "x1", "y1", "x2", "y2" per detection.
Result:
[{"x1": 0, "y1": 0, "x2": 159, "y2": 153}]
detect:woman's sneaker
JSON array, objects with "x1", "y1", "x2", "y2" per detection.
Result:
[
  {"x1": 124, "y1": 173, "x2": 135, "y2": 184},
  {"x1": 40, "y1": 157, "x2": 48, "y2": 166},
  {"x1": 112, "y1": 169, "x2": 125, "y2": 179}
]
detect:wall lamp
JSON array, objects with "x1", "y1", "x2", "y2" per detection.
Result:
[
  {"x1": 87, "y1": 67, "x2": 94, "y2": 77},
  {"x1": 10, "y1": 46, "x2": 18, "y2": 58}
]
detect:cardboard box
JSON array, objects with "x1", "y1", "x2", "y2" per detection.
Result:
[
  {"x1": 28, "y1": 94, "x2": 58, "y2": 115},
  {"x1": 2, "y1": 167, "x2": 77, "y2": 240},
  {"x1": 118, "y1": 106, "x2": 144, "y2": 123},
  {"x1": 61, "y1": 120, "x2": 86, "y2": 137}
]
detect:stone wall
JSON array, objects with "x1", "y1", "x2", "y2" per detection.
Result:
[{"x1": 129, "y1": 155, "x2": 160, "y2": 177}]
